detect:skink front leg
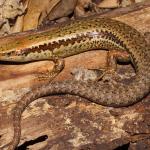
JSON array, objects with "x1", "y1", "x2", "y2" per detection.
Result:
[{"x1": 37, "y1": 56, "x2": 65, "y2": 82}]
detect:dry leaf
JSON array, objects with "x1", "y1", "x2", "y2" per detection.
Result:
[
  {"x1": 2, "y1": 0, "x2": 25, "y2": 19},
  {"x1": 45, "y1": 0, "x2": 78, "y2": 21},
  {"x1": 75, "y1": 0, "x2": 93, "y2": 17},
  {"x1": 22, "y1": 0, "x2": 77, "y2": 31},
  {"x1": 11, "y1": 15, "x2": 24, "y2": 33},
  {"x1": 98, "y1": 0, "x2": 120, "y2": 8},
  {"x1": 23, "y1": 0, "x2": 61, "y2": 31},
  {"x1": 0, "y1": 0, "x2": 25, "y2": 35}
]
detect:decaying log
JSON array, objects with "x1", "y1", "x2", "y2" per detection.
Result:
[{"x1": 0, "y1": 2, "x2": 150, "y2": 150}]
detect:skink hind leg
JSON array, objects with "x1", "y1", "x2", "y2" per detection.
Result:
[
  {"x1": 99, "y1": 50, "x2": 131, "y2": 82},
  {"x1": 37, "y1": 56, "x2": 65, "y2": 82}
]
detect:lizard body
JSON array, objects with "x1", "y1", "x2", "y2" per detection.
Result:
[{"x1": 0, "y1": 18, "x2": 149, "y2": 150}]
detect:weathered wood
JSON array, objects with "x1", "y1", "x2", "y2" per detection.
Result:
[{"x1": 0, "y1": 2, "x2": 150, "y2": 150}]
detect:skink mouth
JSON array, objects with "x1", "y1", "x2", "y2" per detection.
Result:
[
  {"x1": 0, "y1": 50, "x2": 12, "y2": 56},
  {"x1": 0, "y1": 50, "x2": 21, "y2": 61}
]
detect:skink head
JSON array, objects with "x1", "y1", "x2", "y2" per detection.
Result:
[{"x1": 0, "y1": 50, "x2": 26, "y2": 62}]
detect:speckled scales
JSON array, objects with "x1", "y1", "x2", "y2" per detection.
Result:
[{"x1": 3, "y1": 18, "x2": 149, "y2": 150}]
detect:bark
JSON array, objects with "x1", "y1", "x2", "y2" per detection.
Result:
[{"x1": 0, "y1": 1, "x2": 150, "y2": 150}]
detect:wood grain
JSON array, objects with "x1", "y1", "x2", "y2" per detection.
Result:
[{"x1": 0, "y1": 2, "x2": 150, "y2": 149}]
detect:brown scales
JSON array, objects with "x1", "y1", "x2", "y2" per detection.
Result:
[{"x1": 1, "y1": 17, "x2": 149, "y2": 150}]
